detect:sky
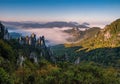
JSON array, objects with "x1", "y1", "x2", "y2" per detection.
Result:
[{"x1": 0, "y1": 0, "x2": 120, "y2": 26}]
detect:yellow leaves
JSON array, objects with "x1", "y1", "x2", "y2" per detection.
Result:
[
  {"x1": 15, "y1": 67, "x2": 31, "y2": 76},
  {"x1": 37, "y1": 64, "x2": 60, "y2": 76},
  {"x1": 64, "y1": 43, "x2": 71, "y2": 47},
  {"x1": 64, "y1": 43, "x2": 76, "y2": 47}
]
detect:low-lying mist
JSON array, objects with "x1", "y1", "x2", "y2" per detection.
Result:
[
  {"x1": 7, "y1": 25, "x2": 73, "y2": 45},
  {"x1": 23, "y1": 27, "x2": 73, "y2": 45}
]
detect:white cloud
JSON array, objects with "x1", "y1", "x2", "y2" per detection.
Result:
[{"x1": 8, "y1": 26, "x2": 73, "y2": 45}]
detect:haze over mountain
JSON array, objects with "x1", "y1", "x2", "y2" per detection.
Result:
[
  {"x1": 64, "y1": 27, "x2": 101, "y2": 42},
  {"x1": 1, "y1": 21, "x2": 91, "y2": 45},
  {"x1": 2, "y1": 21, "x2": 89, "y2": 28}
]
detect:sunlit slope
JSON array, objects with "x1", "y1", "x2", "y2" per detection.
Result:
[{"x1": 65, "y1": 19, "x2": 120, "y2": 51}]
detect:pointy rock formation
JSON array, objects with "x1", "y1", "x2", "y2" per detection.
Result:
[{"x1": 0, "y1": 22, "x2": 10, "y2": 40}]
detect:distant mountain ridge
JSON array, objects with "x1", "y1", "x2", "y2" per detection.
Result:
[{"x1": 2, "y1": 21, "x2": 89, "y2": 28}]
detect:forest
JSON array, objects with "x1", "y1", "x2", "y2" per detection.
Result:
[{"x1": 0, "y1": 19, "x2": 120, "y2": 84}]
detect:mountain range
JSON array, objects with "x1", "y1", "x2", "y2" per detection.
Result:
[{"x1": 2, "y1": 21, "x2": 89, "y2": 28}]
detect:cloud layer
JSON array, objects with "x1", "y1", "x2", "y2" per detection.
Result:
[{"x1": 7, "y1": 25, "x2": 73, "y2": 45}]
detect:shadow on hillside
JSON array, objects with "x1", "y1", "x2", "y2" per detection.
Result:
[{"x1": 78, "y1": 47, "x2": 120, "y2": 67}]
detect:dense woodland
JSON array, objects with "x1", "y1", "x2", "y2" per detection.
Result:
[{"x1": 0, "y1": 19, "x2": 120, "y2": 84}]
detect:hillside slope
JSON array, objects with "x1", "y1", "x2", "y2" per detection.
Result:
[
  {"x1": 65, "y1": 19, "x2": 120, "y2": 50},
  {"x1": 64, "y1": 27, "x2": 100, "y2": 42}
]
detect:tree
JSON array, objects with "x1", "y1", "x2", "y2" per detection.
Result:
[{"x1": 0, "y1": 68, "x2": 14, "y2": 84}]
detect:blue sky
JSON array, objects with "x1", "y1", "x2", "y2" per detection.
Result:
[{"x1": 0, "y1": 0, "x2": 120, "y2": 25}]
